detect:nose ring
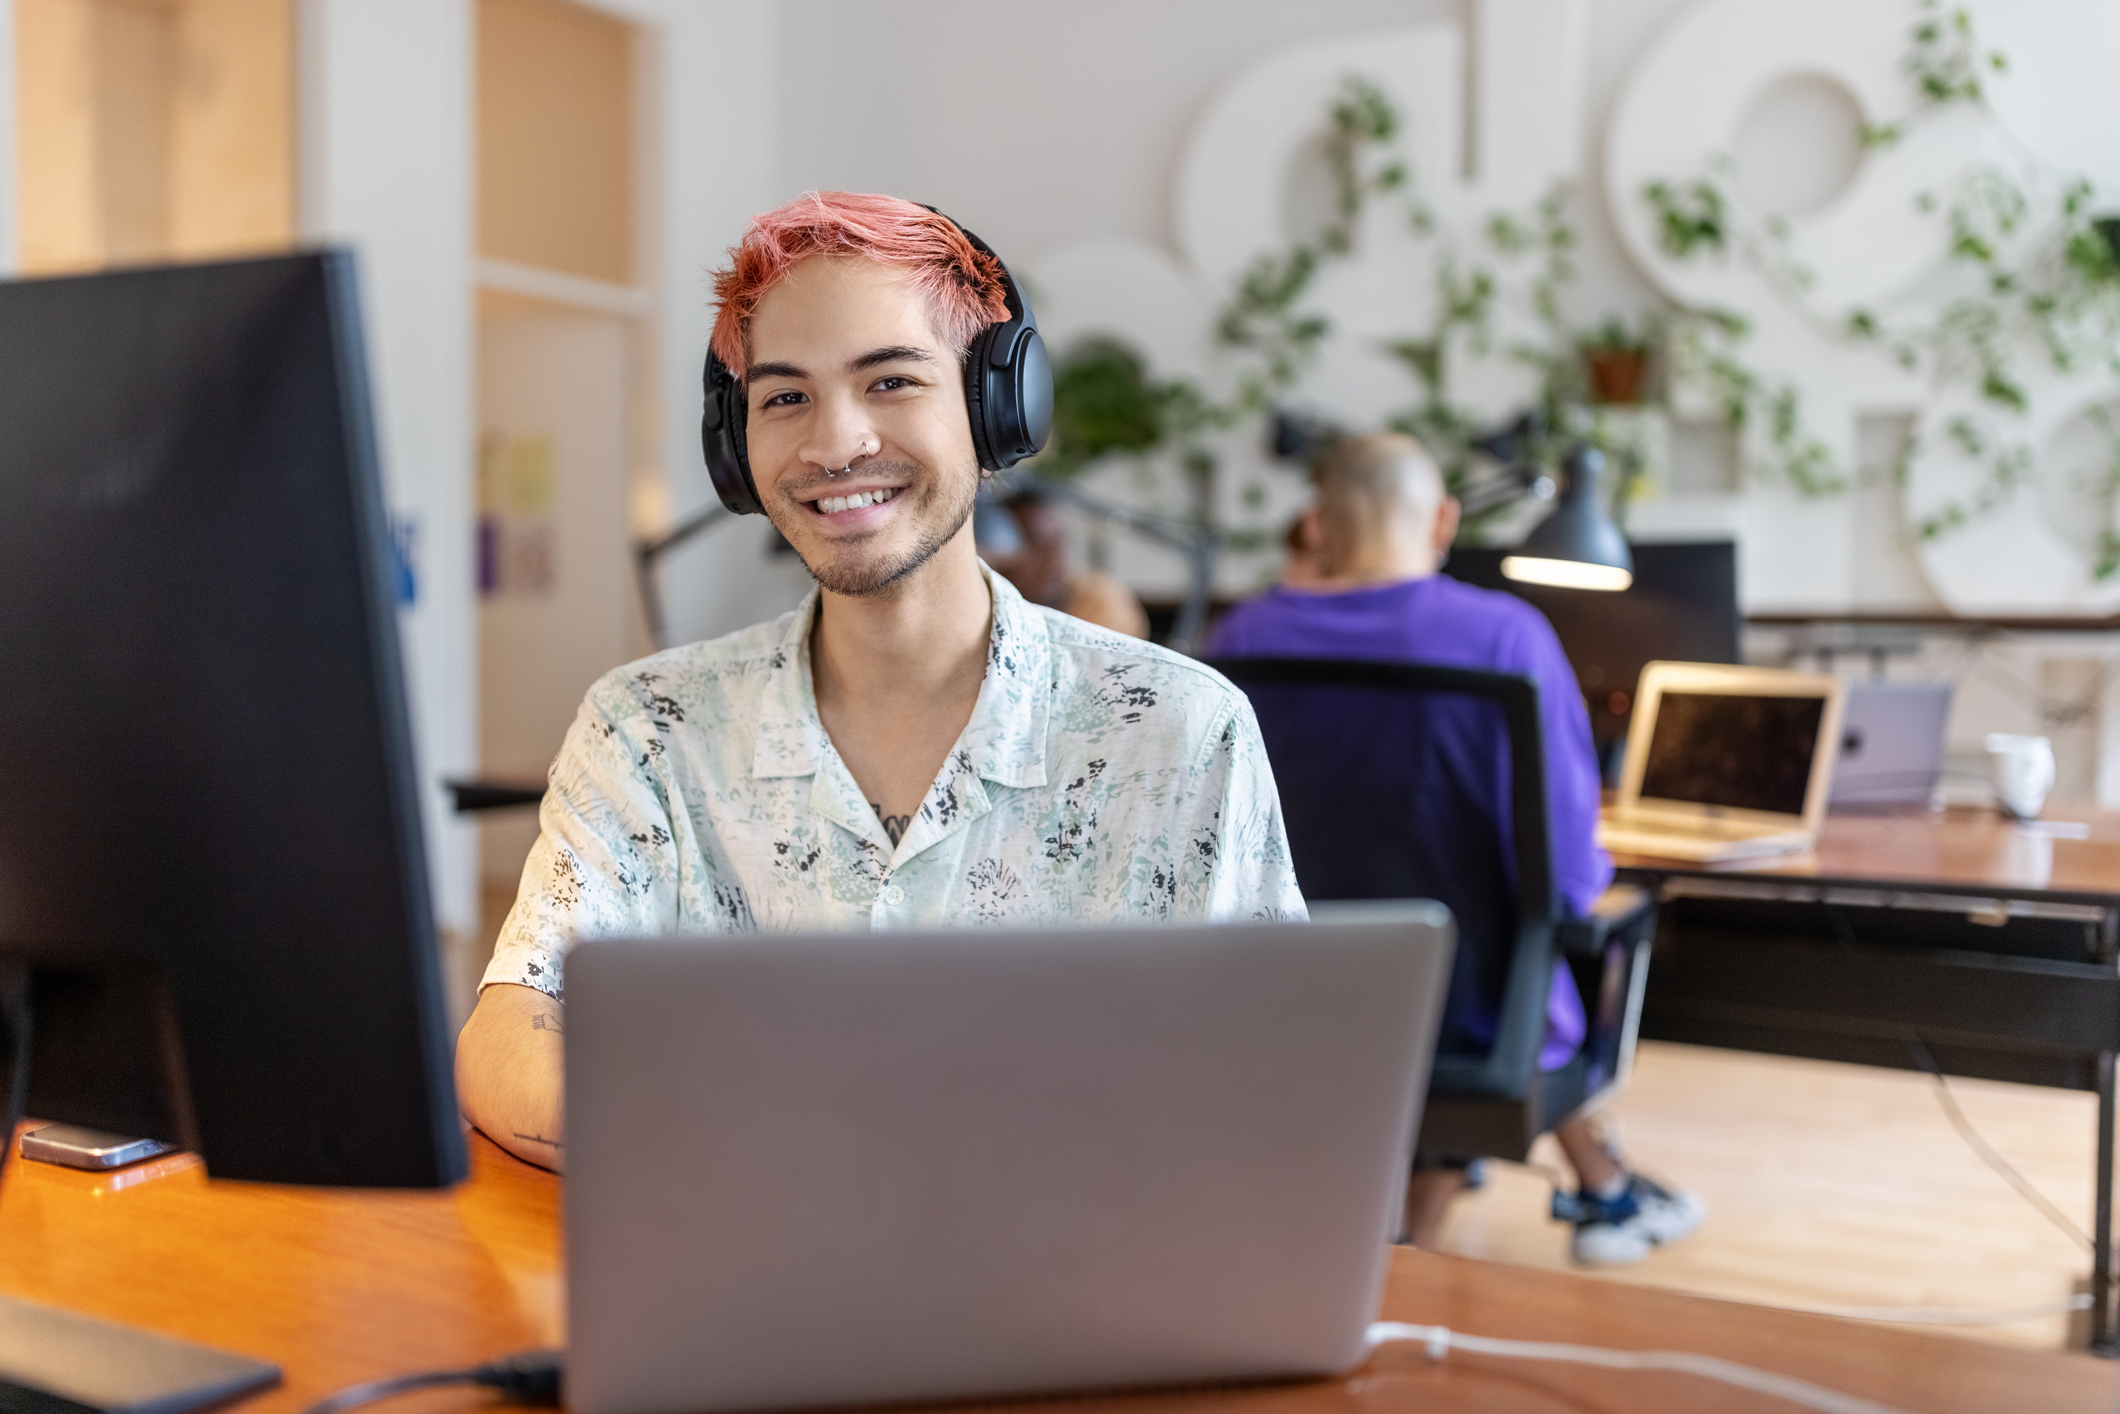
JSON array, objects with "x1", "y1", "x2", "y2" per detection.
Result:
[{"x1": 826, "y1": 440, "x2": 877, "y2": 479}]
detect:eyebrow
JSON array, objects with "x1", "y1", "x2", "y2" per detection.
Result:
[
  {"x1": 848, "y1": 345, "x2": 935, "y2": 372},
  {"x1": 746, "y1": 345, "x2": 938, "y2": 386}
]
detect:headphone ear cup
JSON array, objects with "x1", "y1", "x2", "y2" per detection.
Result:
[
  {"x1": 962, "y1": 326, "x2": 1000, "y2": 472},
  {"x1": 966, "y1": 324, "x2": 1052, "y2": 472},
  {"x1": 701, "y1": 352, "x2": 764, "y2": 515},
  {"x1": 1011, "y1": 328, "x2": 1053, "y2": 462}
]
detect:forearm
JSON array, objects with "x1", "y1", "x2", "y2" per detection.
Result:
[{"x1": 456, "y1": 982, "x2": 567, "y2": 1171}]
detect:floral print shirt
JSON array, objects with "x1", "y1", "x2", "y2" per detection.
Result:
[{"x1": 482, "y1": 567, "x2": 1306, "y2": 1000}]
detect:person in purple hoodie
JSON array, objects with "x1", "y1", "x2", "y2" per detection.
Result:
[{"x1": 1206, "y1": 431, "x2": 1702, "y2": 1266}]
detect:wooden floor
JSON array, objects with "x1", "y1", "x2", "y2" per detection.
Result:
[{"x1": 1434, "y1": 1040, "x2": 2101, "y2": 1352}]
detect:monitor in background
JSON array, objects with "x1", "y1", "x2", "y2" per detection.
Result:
[
  {"x1": 1444, "y1": 540, "x2": 1740, "y2": 749},
  {"x1": 0, "y1": 252, "x2": 464, "y2": 1184}
]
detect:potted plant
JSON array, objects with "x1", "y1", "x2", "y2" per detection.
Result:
[{"x1": 1579, "y1": 316, "x2": 1657, "y2": 407}]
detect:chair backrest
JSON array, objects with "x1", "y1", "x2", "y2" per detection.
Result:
[{"x1": 1210, "y1": 657, "x2": 1558, "y2": 1096}]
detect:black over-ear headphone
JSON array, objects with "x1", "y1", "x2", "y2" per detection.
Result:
[{"x1": 700, "y1": 209, "x2": 1054, "y2": 517}]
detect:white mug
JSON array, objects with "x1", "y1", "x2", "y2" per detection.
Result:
[{"x1": 1984, "y1": 733, "x2": 2056, "y2": 820}]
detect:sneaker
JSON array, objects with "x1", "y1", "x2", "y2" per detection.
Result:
[{"x1": 1555, "y1": 1173, "x2": 1705, "y2": 1267}]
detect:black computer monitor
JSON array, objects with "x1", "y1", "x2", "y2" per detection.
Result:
[
  {"x1": 1443, "y1": 540, "x2": 1741, "y2": 751},
  {"x1": 0, "y1": 252, "x2": 465, "y2": 1191}
]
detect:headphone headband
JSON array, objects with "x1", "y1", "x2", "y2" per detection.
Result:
[{"x1": 700, "y1": 207, "x2": 1054, "y2": 517}]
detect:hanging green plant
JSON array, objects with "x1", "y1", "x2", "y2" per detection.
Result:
[{"x1": 1641, "y1": 0, "x2": 2120, "y2": 571}]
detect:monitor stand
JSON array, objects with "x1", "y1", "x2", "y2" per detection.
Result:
[{"x1": 0, "y1": 1292, "x2": 280, "y2": 1414}]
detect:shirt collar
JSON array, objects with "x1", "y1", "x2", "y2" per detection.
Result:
[
  {"x1": 749, "y1": 563, "x2": 1052, "y2": 791},
  {"x1": 960, "y1": 565, "x2": 1051, "y2": 789}
]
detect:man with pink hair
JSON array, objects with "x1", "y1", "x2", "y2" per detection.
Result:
[{"x1": 457, "y1": 194, "x2": 1304, "y2": 1170}]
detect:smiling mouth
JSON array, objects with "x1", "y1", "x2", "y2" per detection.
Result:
[{"x1": 809, "y1": 487, "x2": 902, "y2": 516}]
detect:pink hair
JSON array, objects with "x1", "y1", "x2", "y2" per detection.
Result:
[{"x1": 709, "y1": 192, "x2": 1012, "y2": 379}]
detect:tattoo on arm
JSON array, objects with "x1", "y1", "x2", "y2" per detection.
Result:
[
  {"x1": 511, "y1": 1132, "x2": 564, "y2": 1151},
  {"x1": 872, "y1": 804, "x2": 911, "y2": 846},
  {"x1": 531, "y1": 1011, "x2": 563, "y2": 1035}
]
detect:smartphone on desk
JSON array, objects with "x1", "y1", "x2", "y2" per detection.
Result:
[{"x1": 20, "y1": 1123, "x2": 179, "y2": 1170}]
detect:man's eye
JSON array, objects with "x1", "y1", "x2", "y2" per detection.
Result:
[
  {"x1": 761, "y1": 390, "x2": 805, "y2": 408},
  {"x1": 872, "y1": 375, "x2": 917, "y2": 393}
]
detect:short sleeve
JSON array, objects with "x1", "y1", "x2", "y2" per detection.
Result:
[
  {"x1": 1173, "y1": 694, "x2": 1310, "y2": 923},
  {"x1": 479, "y1": 687, "x2": 683, "y2": 1000}
]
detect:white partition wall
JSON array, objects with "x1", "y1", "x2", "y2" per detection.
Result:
[
  {"x1": 596, "y1": 0, "x2": 787, "y2": 649},
  {"x1": 297, "y1": 0, "x2": 479, "y2": 943}
]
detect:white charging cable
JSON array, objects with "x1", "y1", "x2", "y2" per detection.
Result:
[{"x1": 1367, "y1": 1322, "x2": 1917, "y2": 1414}]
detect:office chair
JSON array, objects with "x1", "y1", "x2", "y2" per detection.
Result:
[{"x1": 1209, "y1": 657, "x2": 1654, "y2": 1166}]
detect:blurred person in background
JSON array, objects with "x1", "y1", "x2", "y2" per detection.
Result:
[
  {"x1": 978, "y1": 488, "x2": 1149, "y2": 638},
  {"x1": 1277, "y1": 504, "x2": 1338, "y2": 590},
  {"x1": 1207, "y1": 431, "x2": 1702, "y2": 1266}
]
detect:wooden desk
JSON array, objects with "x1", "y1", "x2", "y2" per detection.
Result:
[
  {"x1": 0, "y1": 1130, "x2": 2110, "y2": 1413},
  {"x1": 1611, "y1": 805, "x2": 2120, "y2": 1350},
  {"x1": 1613, "y1": 804, "x2": 2120, "y2": 899}
]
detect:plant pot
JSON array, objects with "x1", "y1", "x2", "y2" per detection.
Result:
[{"x1": 1583, "y1": 347, "x2": 1651, "y2": 406}]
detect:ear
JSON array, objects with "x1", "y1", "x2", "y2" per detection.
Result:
[{"x1": 1433, "y1": 497, "x2": 1461, "y2": 560}]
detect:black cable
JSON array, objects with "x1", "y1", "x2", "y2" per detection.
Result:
[
  {"x1": 1901, "y1": 1033, "x2": 2096, "y2": 1254},
  {"x1": 0, "y1": 973, "x2": 36, "y2": 1193},
  {"x1": 299, "y1": 1350, "x2": 561, "y2": 1414}
]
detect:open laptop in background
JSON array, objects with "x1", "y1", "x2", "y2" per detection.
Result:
[
  {"x1": 1597, "y1": 662, "x2": 1846, "y2": 863},
  {"x1": 1829, "y1": 681, "x2": 1953, "y2": 811},
  {"x1": 563, "y1": 909, "x2": 1453, "y2": 1414}
]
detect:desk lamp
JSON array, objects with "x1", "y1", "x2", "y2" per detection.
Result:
[{"x1": 1501, "y1": 444, "x2": 1634, "y2": 592}]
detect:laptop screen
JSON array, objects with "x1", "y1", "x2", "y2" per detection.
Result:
[{"x1": 1639, "y1": 691, "x2": 1826, "y2": 816}]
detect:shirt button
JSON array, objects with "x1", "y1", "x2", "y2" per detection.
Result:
[{"x1": 881, "y1": 884, "x2": 906, "y2": 906}]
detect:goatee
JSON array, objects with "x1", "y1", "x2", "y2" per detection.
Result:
[{"x1": 784, "y1": 459, "x2": 979, "y2": 598}]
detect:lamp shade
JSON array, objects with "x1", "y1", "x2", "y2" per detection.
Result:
[{"x1": 1502, "y1": 445, "x2": 1633, "y2": 591}]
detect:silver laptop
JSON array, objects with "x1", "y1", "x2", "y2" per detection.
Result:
[
  {"x1": 1829, "y1": 681, "x2": 1953, "y2": 810},
  {"x1": 564, "y1": 909, "x2": 1452, "y2": 1414},
  {"x1": 1598, "y1": 661, "x2": 1846, "y2": 863}
]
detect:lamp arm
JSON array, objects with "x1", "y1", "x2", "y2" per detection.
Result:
[
  {"x1": 995, "y1": 471, "x2": 1223, "y2": 554},
  {"x1": 1454, "y1": 462, "x2": 1548, "y2": 520}
]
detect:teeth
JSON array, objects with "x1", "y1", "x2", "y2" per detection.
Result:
[{"x1": 816, "y1": 488, "x2": 895, "y2": 514}]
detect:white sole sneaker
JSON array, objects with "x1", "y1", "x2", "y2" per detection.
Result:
[{"x1": 1569, "y1": 1175, "x2": 1706, "y2": 1267}]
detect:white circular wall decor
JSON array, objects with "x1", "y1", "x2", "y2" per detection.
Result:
[
  {"x1": 1023, "y1": 239, "x2": 1218, "y2": 389},
  {"x1": 1606, "y1": 0, "x2": 1983, "y2": 316},
  {"x1": 1907, "y1": 380, "x2": 2120, "y2": 615},
  {"x1": 1173, "y1": 26, "x2": 1465, "y2": 293},
  {"x1": 1729, "y1": 73, "x2": 1867, "y2": 219}
]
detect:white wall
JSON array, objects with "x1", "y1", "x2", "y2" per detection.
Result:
[
  {"x1": 769, "y1": 0, "x2": 2117, "y2": 608},
  {"x1": 297, "y1": 0, "x2": 479, "y2": 938},
  {"x1": 776, "y1": 0, "x2": 1461, "y2": 260},
  {"x1": 770, "y1": 0, "x2": 1692, "y2": 319}
]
